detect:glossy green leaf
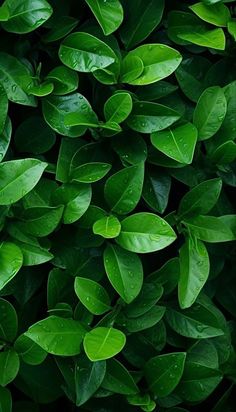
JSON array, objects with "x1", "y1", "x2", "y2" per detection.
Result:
[
  {"x1": 121, "y1": 305, "x2": 165, "y2": 333},
  {"x1": 59, "y1": 32, "x2": 116, "y2": 72},
  {"x1": 25, "y1": 316, "x2": 86, "y2": 356},
  {"x1": 126, "y1": 101, "x2": 180, "y2": 133},
  {"x1": 104, "y1": 163, "x2": 144, "y2": 214},
  {"x1": 52, "y1": 182, "x2": 91, "y2": 224},
  {"x1": 165, "y1": 301, "x2": 224, "y2": 339},
  {"x1": 104, "y1": 92, "x2": 132, "y2": 123},
  {"x1": 42, "y1": 16, "x2": 78, "y2": 43},
  {"x1": 120, "y1": 0, "x2": 164, "y2": 49},
  {"x1": 151, "y1": 122, "x2": 198, "y2": 164},
  {"x1": 178, "y1": 178, "x2": 222, "y2": 219},
  {"x1": 0, "y1": 298, "x2": 18, "y2": 342},
  {"x1": 120, "y1": 54, "x2": 144, "y2": 83},
  {"x1": 0, "y1": 159, "x2": 47, "y2": 205},
  {"x1": 125, "y1": 44, "x2": 182, "y2": 85},
  {"x1": 0, "y1": 84, "x2": 8, "y2": 134},
  {"x1": 210, "y1": 140, "x2": 236, "y2": 164},
  {"x1": 85, "y1": 0, "x2": 123, "y2": 35},
  {"x1": 42, "y1": 93, "x2": 96, "y2": 137},
  {"x1": 0, "y1": 349, "x2": 20, "y2": 386},
  {"x1": 14, "y1": 334, "x2": 47, "y2": 365},
  {"x1": 16, "y1": 205, "x2": 63, "y2": 237},
  {"x1": 75, "y1": 355, "x2": 106, "y2": 406},
  {"x1": 0, "y1": 52, "x2": 35, "y2": 106},
  {"x1": 70, "y1": 162, "x2": 111, "y2": 183},
  {"x1": 168, "y1": 11, "x2": 226, "y2": 50},
  {"x1": 116, "y1": 213, "x2": 177, "y2": 253},
  {"x1": 142, "y1": 169, "x2": 171, "y2": 214},
  {"x1": 193, "y1": 87, "x2": 227, "y2": 140},
  {"x1": 125, "y1": 283, "x2": 163, "y2": 318},
  {"x1": 102, "y1": 359, "x2": 138, "y2": 395},
  {"x1": 46, "y1": 66, "x2": 79, "y2": 95},
  {"x1": 228, "y1": 20, "x2": 236, "y2": 41},
  {"x1": 93, "y1": 215, "x2": 121, "y2": 238},
  {"x1": 145, "y1": 353, "x2": 186, "y2": 397},
  {"x1": 2, "y1": 0, "x2": 53, "y2": 34},
  {"x1": 74, "y1": 277, "x2": 111, "y2": 315},
  {"x1": 104, "y1": 243, "x2": 143, "y2": 303},
  {"x1": 189, "y1": 3, "x2": 230, "y2": 27},
  {"x1": 0, "y1": 117, "x2": 11, "y2": 162},
  {"x1": 0, "y1": 242, "x2": 23, "y2": 290},
  {"x1": 183, "y1": 215, "x2": 235, "y2": 242},
  {"x1": 178, "y1": 237, "x2": 210, "y2": 309},
  {"x1": 83, "y1": 327, "x2": 126, "y2": 361}
]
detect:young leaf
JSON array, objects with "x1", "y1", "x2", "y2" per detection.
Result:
[
  {"x1": 104, "y1": 243, "x2": 143, "y2": 303},
  {"x1": 93, "y1": 215, "x2": 121, "y2": 238},
  {"x1": 83, "y1": 327, "x2": 126, "y2": 361},
  {"x1": 25, "y1": 316, "x2": 87, "y2": 356},
  {"x1": 104, "y1": 92, "x2": 132, "y2": 123},
  {"x1": 74, "y1": 277, "x2": 111, "y2": 315},
  {"x1": 189, "y1": 3, "x2": 230, "y2": 27},
  {"x1": 116, "y1": 212, "x2": 177, "y2": 253},
  {"x1": 178, "y1": 237, "x2": 210, "y2": 309}
]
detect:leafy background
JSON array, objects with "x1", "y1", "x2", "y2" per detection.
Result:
[{"x1": 0, "y1": 0, "x2": 236, "y2": 411}]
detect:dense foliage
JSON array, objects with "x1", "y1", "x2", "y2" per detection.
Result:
[{"x1": 0, "y1": 0, "x2": 236, "y2": 410}]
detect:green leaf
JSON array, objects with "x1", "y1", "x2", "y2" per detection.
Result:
[
  {"x1": 56, "y1": 138, "x2": 84, "y2": 183},
  {"x1": 175, "y1": 56, "x2": 211, "y2": 102},
  {"x1": 125, "y1": 44, "x2": 182, "y2": 86},
  {"x1": 0, "y1": 5, "x2": 9, "y2": 21},
  {"x1": 112, "y1": 131, "x2": 147, "y2": 165},
  {"x1": 125, "y1": 283, "x2": 163, "y2": 318},
  {"x1": 183, "y1": 215, "x2": 235, "y2": 242},
  {"x1": 120, "y1": 0, "x2": 164, "y2": 49},
  {"x1": 0, "y1": 349, "x2": 20, "y2": 386},
  {"x1": 42, "y1": 93, "x2": 96, "y2": 137},
  {"x1": 83, "y1": 327, "x2": 126, "y2": 361},
  {"x1": 0, "y1": 52, "x2": 35, "y2": 106},
  {"x1": 193, "y1": 86, "x2": 227, "y2": 140},
  {"x1": 151, "y1": 122, "x2": 198, "y2": 164},
  {"x1": 75, "y1": 355, "x2": 106, "y2": 406},
  {"x1": 70, "y1": 162, "x2": 111, "y2": 183},
  {"x1": 104, "y1": 243, "x2": 143, "y2": 303},
  {"x1": 14, "y1": 334, "x2": 47, "y2": 365},
  {"x1": 2, "y1": 0, "x2": 53, "y2": 33},
  {"x1": 142, "y1": 169, "x2": 171, "y2": 214},
  {"x1": 52, "y1": 182, "x2": 91, "y2": 224},
  {"x1": 25, "y1": 316, "x2": 86, "y2": 356},
  {"x1": 168, "y1": 11, "x2": 226, "y2": 50},
  {"x1": 93, "y1": 215, "x2": 121, "y2": 238},
  {"x1": 0, "y1": 298, "x2": 18, "y2": 342},
  {"x1": 178, "y1": 237, "x2": 210, "y2": 309},
  {"x1": 116, "y1": 212, "x2": 177, "y2": 253},
  {"x1": 104, "y1": 92, "x2": 132, "y2": 123},
  {"x1": 42, "y1": 16, "x2": 78, "y2": 43},
  {"x1": 74, "y1": 277, "x2": 111, "y2": 315},
  {"x1": 59, "y1": 32, "x2": 116, "y2": 72},
  {"x1": 127, "y1": 101, "x2": 180, "y2": 133},
  {"x1": 102, "y1": 359, "x2": 138, "y2": 395},
  {"x1": 16, "y1": 206, "x2": 63, "y2": 237},
  {"x1": 189, "y1": 3, "x2": 230, "y2": 27},
  {"x1": 178, "y1": 178, "x2": 222, "y2": 219},
  {"x1": 85, "y1": 0, "x2": 123, "y2": 35},
  {"x1": 165, "y1": 302, "x2": 224, "y2": 339},
  {"x1": 0, "y1": 242, "x2": 23, "y2": 290},
  {"x1": 104, "y1": 163, "x2": 144, "y2": 214},
  {"x1": 228, "y1": 20, "x2": 236, "y2": 41},
  {"x1": 0, "y1": 159, "x2": 47, "y2": 205},
  {"x1": 0, "y1": 387, "x2": 12, "y2": 412},
  {"x1": 0, "y1": 117, "x2": 11, "y2": 162},
  {"x1": 120, "y1": 305, "x2": 165, "y2": 332},
  {"x1": 145, "y1": 353, "x2": 186, "y2": 397},
  {"x1": 120, "y1": 54, "x2": 144, "y2": 83},
  {"x1": 0, "y1": 84, "x2": 8, "y2": 135},
  {"x1": 46, "y1": 66, "x2": 79, "y2": 95},
  {"x1": 210, "y1": 140, "x2": 236, "y2": 164}
]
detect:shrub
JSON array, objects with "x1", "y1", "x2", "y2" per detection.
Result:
[{"x1": 0, "y1": 0, "x2": 236, "y2": 411}]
